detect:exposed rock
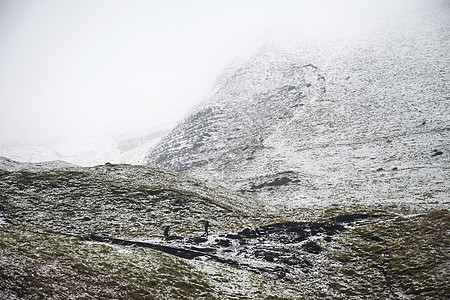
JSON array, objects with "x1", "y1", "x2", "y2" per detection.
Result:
[
  {"x1": 432, "y1": 150, "x2": 443, "y2": 156},
  {"x1": 85, "y1": 215, "x2": 384, "y2": 281},
  {"x1": 335, "y1": 214, "x2": 382, "y2": 224},
  {"x1": 215, "y1": 238, "x2": 232, "y2": 247},
  {"x1": 368, "y1": 233, "x2": 383, "y2": 242},
  {"x1": 238, "y1": 228, "x2": 258, "y2": 238},
  {"x1": 302, "y1": 241, "x2": 323, "y2": 254},
  {"x1": 251, "y1": 177, "x2": 293, "y2": 190},
  {"x1": 187, "y1": 237, "x2": 208, "y2": 244}
]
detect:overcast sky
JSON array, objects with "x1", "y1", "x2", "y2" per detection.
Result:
[{"x1": 0, "y1": 0, "x2": 405, "y2": 145}]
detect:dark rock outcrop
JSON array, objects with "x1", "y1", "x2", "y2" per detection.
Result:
[
  {"x1": 432, "y1": 150, "x2": 443, "y2": 157},
  {"x1": 88, "y1": 214, "x2": 386, "y2": 279}
]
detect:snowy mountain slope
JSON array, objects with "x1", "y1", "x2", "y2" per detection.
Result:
[
  {"x1": 146, "y1": 52, "x2": 325, "y2": 172},
  {"x1": 146, "y1": 0, "x2": 450, "y2": 212}
]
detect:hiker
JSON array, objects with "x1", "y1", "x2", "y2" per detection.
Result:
[
  {"x1": 163, "y1": 225, "x2": 170, "y2": 240},
  {"x1": 202, "y1": 221, "x2": 209, "y2": 237}
]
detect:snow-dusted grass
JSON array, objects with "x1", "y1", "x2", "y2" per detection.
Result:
[
  {"x1": 2, "y1": 210, "x2": 447, "y2": 299},
  {"x1": 0, "y1": 226, "x2": 308, "y2": 299},
  {"x1": 326, "y1": 210, "x2": 450, "y2": 298},
  {"x1": 0, "y1": 161, "x2": 265, "y2": 240}
]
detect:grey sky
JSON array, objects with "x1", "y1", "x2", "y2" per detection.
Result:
[{"x1": 0, "y1": 0, "x2": 404, "y2": 144}]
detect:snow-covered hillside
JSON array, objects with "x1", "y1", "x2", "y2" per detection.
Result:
[{"x1": 146, "y1": 0, "x2": 450, "y2": 212}]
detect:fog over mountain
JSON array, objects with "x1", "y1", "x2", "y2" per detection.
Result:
[
  {"x1": 1, "y1": 0, "x2": 411, "y2": 165},
  {"x1": 1, "y1": 0, "x2": 449, "y2": 299}
]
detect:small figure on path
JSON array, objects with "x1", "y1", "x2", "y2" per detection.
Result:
[
  {"x1": 164, "y1": 225, "x2": 170, "y2": 240},
  {"x1": 202, "y1": 221, "x2": 209, "y2": 237}
]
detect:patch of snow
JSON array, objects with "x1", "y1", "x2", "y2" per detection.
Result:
[
  {"x1": 0, "y1": 213, "x2": 7, "y2": 227},
  {"x1": 83, "y1": 240, "x2": 134, "y2": 255}
]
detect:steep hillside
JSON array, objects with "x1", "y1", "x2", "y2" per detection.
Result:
[{"x1": 145, "y1": 0, "x2": 450, "y2": 212}]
